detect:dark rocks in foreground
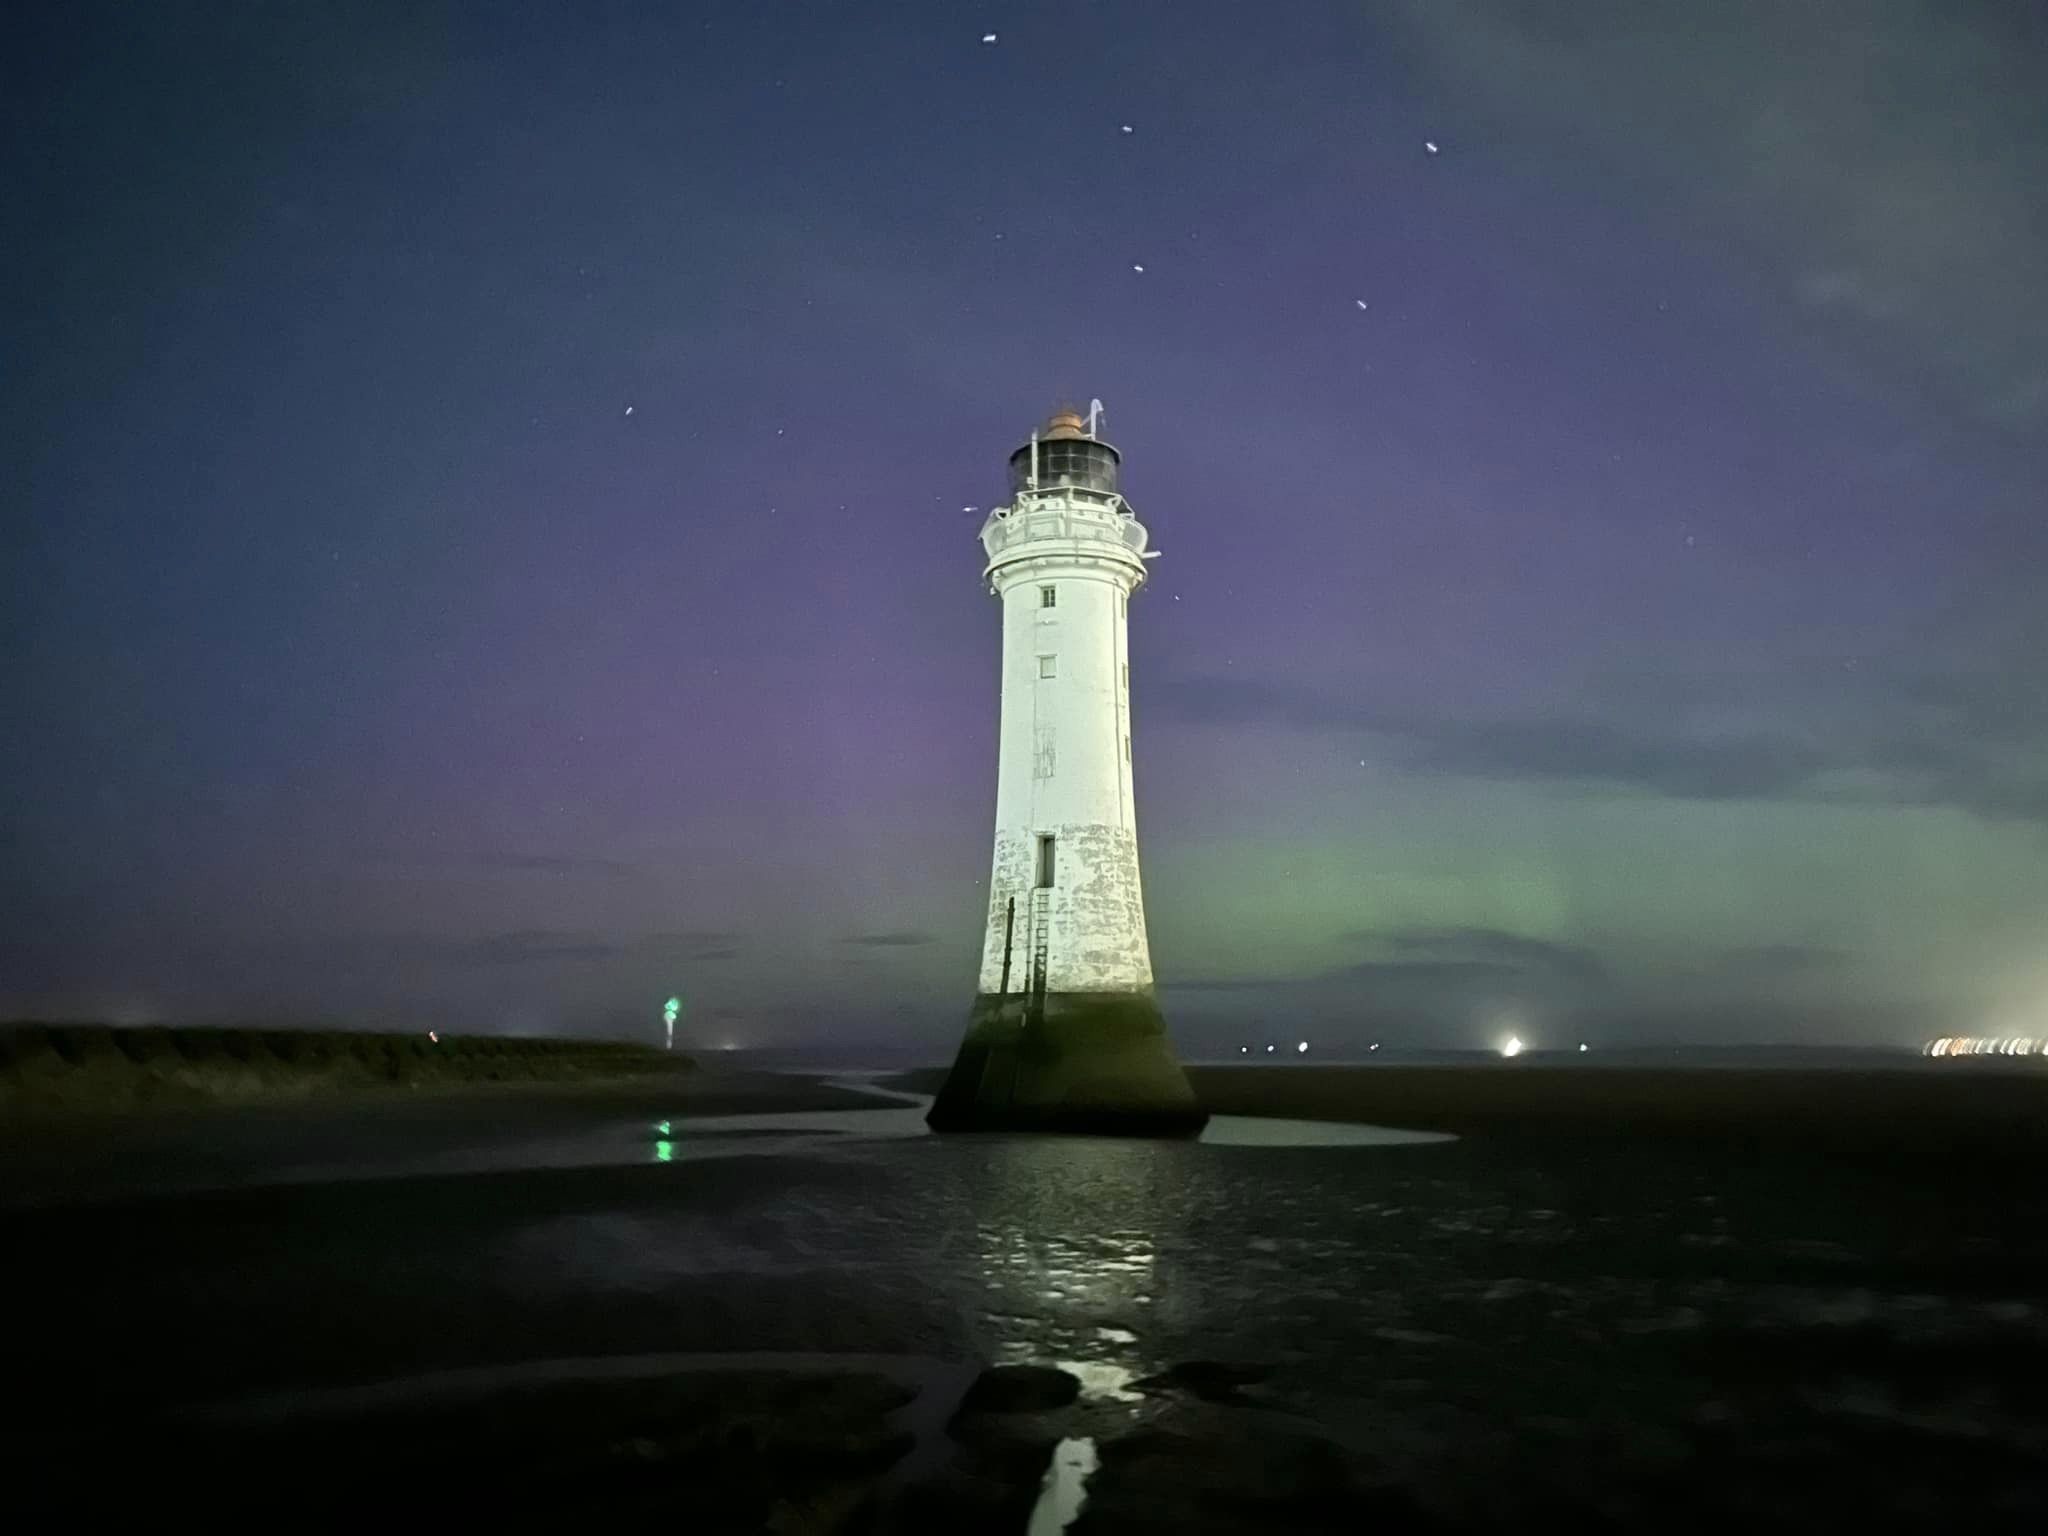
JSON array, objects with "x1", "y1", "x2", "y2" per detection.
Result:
[
  {"x1": 0, "y1": 1021, "x2": 687, "y2": 1117},
  {"x1": 1130, "y1": 1359, "x2": 1273, "y2": 1404},
  {"x1": 30, "y1": 1352, "x2": 2048, "y2": 1531},
  {"x1": 959, "y1": 1361, "x2": 1085, "y2": 1413},
  {"x1": 1072, "y1": 1417, "x2": 1436, "y2": 1535},
  {"x1": 898, "y1": 1368, "x2": 1068, "y2": 1532},
  {"x1": 908, "y1": 1361, "x2": 1451, "y2": 1535},
  {"x1": 69, "y1": 1366, "x2": 918, "y2": 1530}
]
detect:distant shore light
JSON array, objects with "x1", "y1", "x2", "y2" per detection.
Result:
[
  {"x1": 1296, "y1": 1040, "x2": 1308, "y2": 1054},
  {"x1": 1927, "y1": 1035, "x2": 2047, "y2": 1058},
  {"x1": 1499, "y1": 1035, "x2": 1524, "y2": 1058}
]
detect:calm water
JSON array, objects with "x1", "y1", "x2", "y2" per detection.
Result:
[{"x1": 11, "y1": 1075, "x2": 2048, "y2": 1518}]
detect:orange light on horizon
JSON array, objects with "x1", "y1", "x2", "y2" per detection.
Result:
[{"x1": 1926, "y1": 1035, "x2": 2047, "y2": 1058}]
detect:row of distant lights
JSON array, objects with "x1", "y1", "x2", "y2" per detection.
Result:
[
  {"x1": 1236, "y1": 1038, "x2": 1590, "y2": 1058},
  {"x1": 1926, "y1": 1037, "x2": 2048, "y2": 1058}
]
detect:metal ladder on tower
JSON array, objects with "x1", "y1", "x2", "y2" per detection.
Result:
[{"x1": 1028, "y1": 889, "x2": 1050, "y2": 1025}]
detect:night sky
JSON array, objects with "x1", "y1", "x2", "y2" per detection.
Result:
[{"x1": 6, "y1": 2, "x2": 2046, "y2": 1054}]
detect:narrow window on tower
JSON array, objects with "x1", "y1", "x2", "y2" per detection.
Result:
[
  {"x1": 1122, "y1": 662, "x2": 1128, "y2": 692},
  {"x1": 1037, "y1": 834, "x2": 1056, "y2": 888},
  {"x1": 1040, "y1": 585, "x2": 1057, "y2": 609},
  {"x1": 1038, "y1": 654, "x2": 1057, "y2": 679},
  {"x1": 1124, "y1": 734, "x2": 1131, "y2": 761},
  {"x1": 1034, "y1": 727, "x2": 1056, "y2": 779}
]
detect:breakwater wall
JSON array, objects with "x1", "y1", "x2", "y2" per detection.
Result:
[{"x1": 0, "y1": 1023, "x2": 687, "y2": 1117}]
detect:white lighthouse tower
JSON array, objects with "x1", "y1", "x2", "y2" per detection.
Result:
[{"x1": 927, "y1": 406, "x2": 1205, "y2": 1135}]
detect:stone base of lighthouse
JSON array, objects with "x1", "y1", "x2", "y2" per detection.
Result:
[{"x1": 926, "y1": 990, "x2": 1207, "y2": 1137}]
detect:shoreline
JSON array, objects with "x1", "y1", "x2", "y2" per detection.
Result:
[
  {"x1": 880, "y1": 1060, "x2": 2048, "y2": 1151},
  {"x1": 0, "y1": 1021, "x2": 904, "y2": 1130}
]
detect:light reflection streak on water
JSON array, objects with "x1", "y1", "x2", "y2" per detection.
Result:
[
  {"x1": 1052, "y1": 1360, "x2": 1143, "y2": 1402},
  {"x1": 433, "y1": 1088, "x2": 1463, "y2": 1367},
  {"x1": 1026, "y1": 1436, "x2": 1099, "y2": 1535},
  {"x1": 979, "y1": 1222, "x2": 1158, "y2": 1306},
  {"x1": 970, "y1": 1138, "x2": 1176, "y2": 1384}
]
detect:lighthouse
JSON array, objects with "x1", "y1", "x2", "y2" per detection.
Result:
[{"x1": 927, "y1": 407, "x2": 1206, "y2": 1136}]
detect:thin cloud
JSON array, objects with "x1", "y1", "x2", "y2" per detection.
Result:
[
  {"x1": 1403, "y1": 717, "x2": 1827, "y2": 801},
  {"x1": 1170, "y1": 926, "x2": 1611, "y2": 1002},
  {"x1": 840, "y1": 931, "x2": 937, "y2": 948},
  {"x1": 301, "y1": 928, "x2": 744, "y2": 968},
  {"x1": 1150, "y1": 669, "x2": 2048, "y2": 822},
  {"x1": 464, "y1": 930, "x2": 622, "y2": 965},
  {"x1": 1713, "y1": 943, "x2": 1849, "y2": 979},
  {"x1": 636, "y1": 931, "x2": 743, "y2": 963},
  {"x1": 1394, "y1": 0, "x2": 2048, "y2": 430},
  {"x1": 476, "y1": 853, "x2": 640, "y2": 875},
  {"x1": 1369, "y1": 926, "x2": 1610, "y2": 987}
]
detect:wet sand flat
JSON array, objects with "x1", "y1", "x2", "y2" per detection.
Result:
[
  {"x1": 0, "y1": 1068, "x2": 897, "y2": 1206},
  {"x1": 9, "y1": 1066, "x2": 2048, "y2": 1527},
  {"x1": 1186, "y1": 1062, "x2": 2048, "y2": 1149}
]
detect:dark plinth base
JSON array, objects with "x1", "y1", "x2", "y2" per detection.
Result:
[{"x1": 926, "y1": 991, "x2": 1208, "y2": 1137}]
